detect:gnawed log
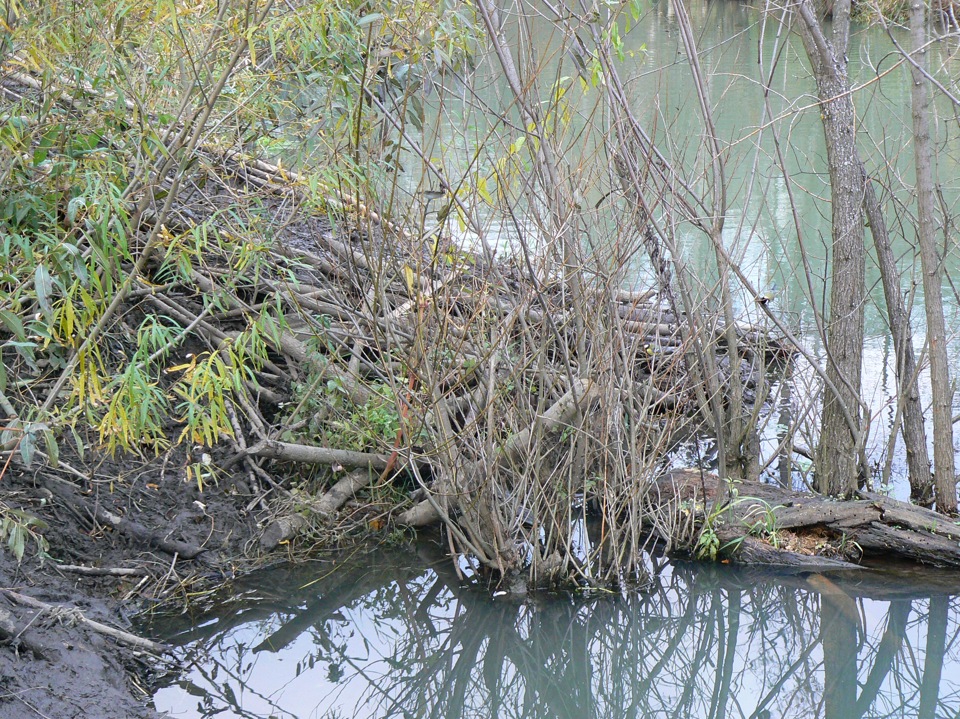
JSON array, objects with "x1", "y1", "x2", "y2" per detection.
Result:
[
  {"x1": 396, "y1": 497, "x2": 444, "y2": 527},
  {"x1": 247, "y1": 439, "x2": 390, "y2": 470},
  {"x1": 314, "y1": 469, "x2": 374, "y2": 516},
  {"x1": 260, "y1": 514, "x2": 307, "y2": 551},
  {"x1": 260, "y1": 469, "x2": 374, "y2": 550}
]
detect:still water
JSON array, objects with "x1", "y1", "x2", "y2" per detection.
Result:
[{"x1": 150, "y1": 542, "x2": 960, "y2": 718}]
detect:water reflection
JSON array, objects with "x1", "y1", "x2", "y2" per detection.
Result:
[{"x1": 151, "y1": 543, "x2": 960, "y2": 719}]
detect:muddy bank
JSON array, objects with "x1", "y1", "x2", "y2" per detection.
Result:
[
  {"x1": 0, "y1": 554, "x2": 164, "y2": 719},
  {"x1": 0, "y1": 449, "x2": 260, "y2": 719}
]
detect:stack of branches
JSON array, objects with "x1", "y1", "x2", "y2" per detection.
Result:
[
  {"x1": 166, "y1": 152, "x2": 786, "y2": 587},
  {"x1": 0, "y1": 64, "x2": 786, "y2": 590}
]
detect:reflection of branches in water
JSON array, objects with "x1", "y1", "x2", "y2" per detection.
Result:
[
  {"x1": 152, "y1": 551, "x2": 960, "y2": 719},
  {"x1": 355, "y1": 570, "x2": 960, "y2": 719}
]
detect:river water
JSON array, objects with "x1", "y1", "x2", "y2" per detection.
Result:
[
  {"x1": 152, "y1": 1, "x2": 960, "y2": 715},
  {"x1": 150, "y1": 542, "x2": 960, "y2": 718}
]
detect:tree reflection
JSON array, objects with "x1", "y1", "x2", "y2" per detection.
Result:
[{"x1": 151, "y1": 546, "x2": 960, "y2": 719}]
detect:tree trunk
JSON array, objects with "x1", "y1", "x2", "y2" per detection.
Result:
[
  {"x1": 794, "y1": 0, "x2": 865, "y2": 497},
  {"x1": 909, "y1": 0, "x2": 957, "y2": 514},
  {"x1": 863, "y1": 178, "x2": 933, "y2": 504}
]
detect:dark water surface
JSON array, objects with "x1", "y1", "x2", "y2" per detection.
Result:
[{"x1": 150, "y1": 543, "x2": 960, "y2": 718}]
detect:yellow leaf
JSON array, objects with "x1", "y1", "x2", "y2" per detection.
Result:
[
  {"x1": 165, "y1": 362, "x2": 195, "y2": 374},
  {"x1": 403, "y1": 265, "x2": 416, "y2": 296},
  {"x1": 477, "y1": 176, "x2": 493, "y2": 205}
]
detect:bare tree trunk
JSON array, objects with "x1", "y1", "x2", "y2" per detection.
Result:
[
  {"x1": 909, "y1": 0, "x2": 957, "y2": 514},
  {"x1": 793, "y1": 0, "x2": 865, "y2": 497},
  {"x1": 863, "y1": 179, "x2": 934, "y2": 505}
]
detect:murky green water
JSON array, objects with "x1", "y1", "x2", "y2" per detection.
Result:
[{"x1": 150, "y1": 542, "x2": 960, "y2": 718}]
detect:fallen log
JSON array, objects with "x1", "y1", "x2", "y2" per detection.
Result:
[
  {"x1": 851, "y1": 523, "x2": 960, "y2": 568},
  {"x1": 663, "y1": 472, "x2": 960, "y2": 570},
  {"x1": 716, "y1": 530, "x2": 862, "y2": 570},
  {"x1": 247, "y1": 439, "x2": 390, "y2": 470}
]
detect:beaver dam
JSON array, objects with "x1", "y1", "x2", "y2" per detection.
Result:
[
  {"x1": 3, "y1": 125, "x2": 959, "y2": 593},
  {"x1": 3, "y1": 0, "x2": 960, "y2": 714}
]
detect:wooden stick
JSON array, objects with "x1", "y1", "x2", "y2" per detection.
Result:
[
  {"x1": 56, "y1": 565, "x2": 148, "y2": 577},
  {"x1": 1, "y1": 590, "x2": 170, "y2": 655},
  {"x1": 247, "y1": 439, "x2": 391, "y2": 470}
]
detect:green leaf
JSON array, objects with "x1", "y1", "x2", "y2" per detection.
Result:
[
  {"x1": 0, "y1": 309, "x2": 24, "y2": 339},
  {"x1": 34, "y1": 264, "x2": 54, "y2": 315},
  {"x1": 356, "y1": 12, "x2": 383, "y2": 26},
  {"x1": 70, "y1": 425, "x2": 85, "y2": 461},
  {"x1": 19, "y1": 430, "x2": 35, "y2": 467},
  {"x1": 66, "y1": 196, "x2": 87, "y2": 225},
  {"x1": 9, "y1": 524, "x2": 25, "y2": 562},
  {"x1": 43, "y1": 429, "x2": 59, "y2": 468}
]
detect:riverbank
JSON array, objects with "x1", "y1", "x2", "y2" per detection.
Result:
[{"x1": 0, "y1": 445, "x2": 261, "y2": 718}]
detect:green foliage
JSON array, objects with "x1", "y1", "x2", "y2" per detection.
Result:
[
  {"x1": 0, "y1": 504, "x2": 49, "y2": 563},
  {"x1": 284, "y1": 371, "x2": 403, "y2": 453},
  {"x1": 695, "y1": 481, "x2": 783, "y2": 561},
  {"x1": 171, "y1": 351, "x2": 239, "y2": 447},
  {"x1": 0, "y1": 0, "x2": 478, "y2": 479},
  {"x1": 99, "y1": 362, "x2": 171, "y2": 455}
]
